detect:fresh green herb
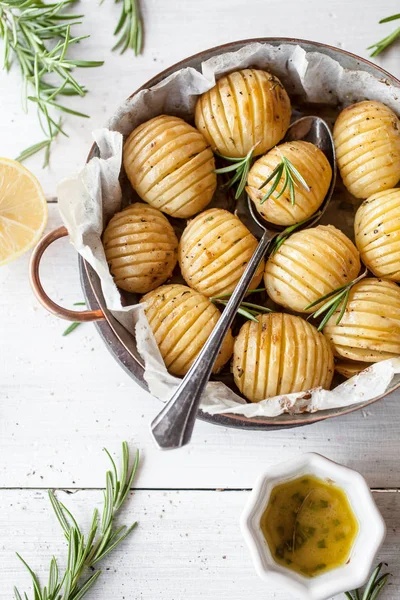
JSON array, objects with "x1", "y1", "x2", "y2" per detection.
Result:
[
  {"x1": 62, "y1": 301, "x2": 86, "y2": 336},
  {"x1": 62, "y1": 321, "x2": 81, "y2": 336},
  {"x1": 345, "y1": 563, "x2": 390, "y2": 600},
  {"x1": 211, "y1": 287, "x2": 272, "y2": 322},
  {"x1": 258, "y1": 156, "x2": 310, "y2": 206},
  {"x1": 317, "y1": 539, "x2": 327, "y2": 549},
  {"x1": 0, "y1": 1, "x2": 104, "y2": 166},
  {"x1": 305, "y1": 269, "x2": 368, "y2": 332},
  {"x1": 269, "y1": 212, "x2": 319, "y2": 256},
  {"x1": 368, "y1": 14, "x2": 400, "y2": 57},
  {"x1": 214, "y1": 143, "x2": 259, "y2": 200},
  {"x1": 14, "y1": 441, "x2": 139, "y2": 600},
  {"x1": 108, "y1": 0, "x2": 143, "y2": 55}
]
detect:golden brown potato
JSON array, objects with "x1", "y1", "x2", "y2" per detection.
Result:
[
  {"x1": 333, "y1": 101, "x2": 400, "y2": 199},
  {"x1": 335, "y1": 360, "x2": 372, "y2": 379},
  {"x1": 179, "y1": 208, "x2": 264, "y2": 297},
  {"x1": 264, "y1": 225, "x2": 360, "y2": 313},
  {"x1": 355, "y1": 188, "x2": 400, "y2": 281},
  {"x1": 123, "y1": 115, "x2": 216, "y2": 218},
  {"x1": 232, "y1": 313, "x2": 334, "y2": 403},
  {"x1": 195, "y1": 69, "x2": 291, "y2": 159},
  {"x1": 246, "y1": 141, "x2": 332, "y2": 226},
  {"x1": 141, "y1": 284, "x2": 234, "y2": 377},
  {"x1": 103, "y1": 203, "x2": 178, "y2": 294},
  {"x1": 323, "y1": 278, "x2": 400, "y2": 362}
]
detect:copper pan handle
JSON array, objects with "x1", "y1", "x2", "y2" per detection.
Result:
[{"x1": 29, "y1": 226, "x2": 105, "y2": 322}]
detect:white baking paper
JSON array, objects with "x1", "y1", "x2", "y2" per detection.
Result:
[{"x1": 57, "y1": 42, "x2": 400, "y2": 417}]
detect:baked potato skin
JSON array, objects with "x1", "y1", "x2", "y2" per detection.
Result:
[
  {"x1": 103, "y1": 203, "x2": 178, "y2": 294},
  {"x1": 195, "y1": 69, "x2": 291, "y2": 159},
  {"x1": 323, "y1": 278, "x2": 400, "y2": 362},
  {"x1": 355, "y1": 188, "x2": 400, "y2": 281},
  {"x1": 333, "y1": 101, "x2": 400, "y2": 199},
  {"x1": 335, "y1": 360, "x2": 372, "y2": 379},
  {"x1": 246, "y1": 141, "x2": 332, "y2": 226},
  {"x1": 232, "y1": 313, "x2": 334, "y2": 403},
  {"x1": 179, "y1": 208, "x2": 264, "y2": 297},
  {"x1": 264, "y1": 225, "x2": 360, "y2": 313},
  {"x1": 123, "y1": 115, "x2": 216, "y2": 218},
  {"x1": 140, "y1": 284, "x2": 234, "y2": 377}
]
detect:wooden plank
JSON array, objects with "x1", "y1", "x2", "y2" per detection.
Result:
[
  {"x1": 0, "y1": 0, "x2": 399, "y2": 198},
  {"x1": 1, "y1": 488, "x2": 398, "y2": 600},
  {"x1": 1, "y1": 206, "x2": 400, "y2": 490}
]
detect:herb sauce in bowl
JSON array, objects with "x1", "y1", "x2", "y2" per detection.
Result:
[{"x1": 261, "y1": 475, "x2": 358, "y2": 578}]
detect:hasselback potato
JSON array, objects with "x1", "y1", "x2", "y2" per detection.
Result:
[
  {"x1": 333, "y1": 101, "x2": 400, "y2": 198},
  {"x1": 323, "y1": 278, "x2": 400, "y2": 362},
  {"x1": 335, "y1": 360, "x2": 372, "y2": 379},
  {"x1": 140, "y1": 284, "x2": 234, "y2": 377},
  {"x1": 355, "y1": 188, "x2": 400, "y2": 281},
  {"x1": 233, "y1": 313, "x2": 334, "y2": 402},
  {"x1": 246, "y1": 141, "x2": 332, "y2": 226},
  {"x1": 123, "y1": 115, "x2": 216, "y2": 218},
  {"x1": 179, "y1": 208, "x2": 264, "y2": 297},
  {"x1": 264, "y1": 225, "x2": 360, "y2": 313},
  {"x1": 194, "y1": 69, "x2": 291, "y2": 159},
  {"x1": 103, "y1": 203, "x2": 178, "y2": 294}
]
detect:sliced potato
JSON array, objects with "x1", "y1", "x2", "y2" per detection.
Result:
[
  {"x1": 195, "y1": 69, "x2": 291, "y2": 158},
  {"x1": 323, "y1": 278, "x2": 400, "y2": 362},
  {"x1": 264, "y1": 225, "x2": 360, "y2": 313},
  {"x1": 355, "y1": 188, "x2": 400, "y2": 281},
  {"x1": 123, "y1": 115, "x2": 216, "y2": 218},
  {"x1": 246, "y1": 141, "x2": 332, "y2": 226},
  {"x1": 141, "y1": 284, "x2": 234, "y2": 377},
  {"x1": 179, "y1": 208, "x2": 264, "y2": 297},
  {"x1": 232, "y1": 313, "x2": 334, "y2": 403},
  {"x1": 333, "y1": 101, "x2": 400, "y2": 198},
  {"x1": 103, "y1": 203, "x2": 178, "y2": 294},
  {"x1": 335, "y1": 360, "x2": 372, "y2": 379}
]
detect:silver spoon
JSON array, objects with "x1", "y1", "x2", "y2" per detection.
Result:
[{"x1": 150, "y1": 116, "x2": 336, "y2": 450}]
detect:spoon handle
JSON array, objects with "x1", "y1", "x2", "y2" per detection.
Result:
[{"x1": 150, "y1": 231, "x2": 273, "y2": 450}]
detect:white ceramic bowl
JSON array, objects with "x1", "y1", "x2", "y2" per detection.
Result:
[{"x1": 241, "y1": 453, "x2": 386, "y2": 600}]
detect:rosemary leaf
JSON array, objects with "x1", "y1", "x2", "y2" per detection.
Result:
[
  {"x1": 306, "y1": 269, "x2": 368, "y2": 331},
  {"x1": 62, "y1": 322, "x2": 81, "y2": 336},
  {"x1": 345, "y1": 563, "x2": 390, "y2": 600},
  {"x1": 380, "y1": 13, "x2": 400, "y2": 23},
  {"x1": 15, "y1": 443, "x2": 138, "y2": 600},
  {"x1": 269, "y1": 213, "x2": 319, "y2": 256},
  {"x1": 211, "y1": 293, "x2": 272, "y2": 323},
  {"x1": 368, "y1": 14, "x2": 400, "y2": 56},
  {"x1": 1, "y1": 0, "x2": 104, "y2": 165},
  {"x1": 110, "y1": 0, "x2": 143, "y2": 56},
  {"x1": 259, "y1": 156, "x2": 310, "y2": 206},
  {"x1": 214, "y1": 144, "x2": 258, "y2": 199}
]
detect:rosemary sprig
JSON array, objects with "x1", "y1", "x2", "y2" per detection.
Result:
[
  {"x1": 211, "y1": 288, "x2": 272, "y2": 322},
  {"x1": 111, "y1": 0, "x2": 143, "y2": 55},
  {"x1": 345, "y1": 563, "x2": 390, "y2": 600},
  {"x1": 305, "y1": 269, "x2": 368, "y2": 331},
  {"x1": 269, "y1": 212, "x2": 319, "y2": 256},
  {"x1": 14, "y1": 441, "x2": 139, "y2": 600},
  {"x1": 62, "y1": 302, "x2": 86, "y2": 336},
  {"x1": 0, "y1": 1, "x2": 104, "y2": 166},
  {"x1": 258, "y1": 156, "x2": 310, "y2": 206},
  {"x1": 368, "y1": 14, "x2": 400, "y2": 57},
  {"x1": 214, "y1": 143, "x2": 259, "y2": 200}
]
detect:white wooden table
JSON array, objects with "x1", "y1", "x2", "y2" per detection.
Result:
[{"x1": 1, "y1": 2, "x2": 400, "y2": 598}]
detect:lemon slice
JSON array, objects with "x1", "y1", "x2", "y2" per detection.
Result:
[{"x1": 0, "y1": 158, "x2": 48, "y2": 266}]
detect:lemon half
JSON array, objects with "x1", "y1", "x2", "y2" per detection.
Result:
[{"x1": 0, "y1": 158, "x2": 48, "y2": 266}]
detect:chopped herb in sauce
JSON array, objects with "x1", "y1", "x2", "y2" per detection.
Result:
[{"x1": 260, "y1": 475, "x2": 358, "y2": 578}]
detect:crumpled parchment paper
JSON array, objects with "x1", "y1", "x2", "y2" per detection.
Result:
[{"x1": 57, "y1": 42, "x2": 400, "y2": 417}]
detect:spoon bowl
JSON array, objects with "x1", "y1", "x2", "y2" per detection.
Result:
[{"x1": 150, "y1": 116, "x2": 336, "y2": 450}]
